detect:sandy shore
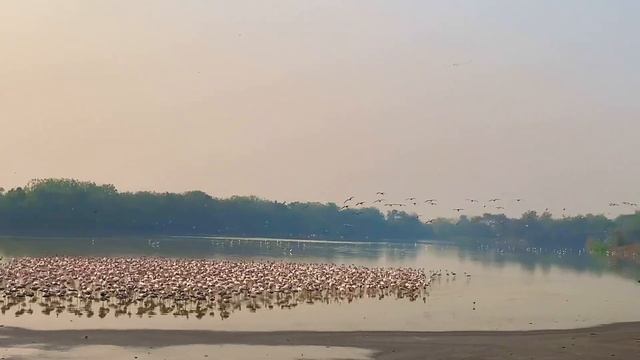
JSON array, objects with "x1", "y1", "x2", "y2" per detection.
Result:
[{"x1": 1, "y1": 322, "x2": 639, "y2": 359}]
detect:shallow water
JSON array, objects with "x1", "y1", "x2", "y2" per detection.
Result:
[
  {"x1": 1, "y1": 236, "x2": 639, "y2": 331},
  {"x1": 0, "y1": 344, "x2": 374, "y2": 360}
]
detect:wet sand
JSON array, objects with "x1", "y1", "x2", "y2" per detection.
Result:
[{"x1": 1, "y1": 322, "x2": 639, "y2": 359}]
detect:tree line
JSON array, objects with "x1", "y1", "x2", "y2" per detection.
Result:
[
  {"x1": 0, "y1": 179, "x2": 638, "y2": 247},
  {"x1": 0, "y1": 179, "x2": 429, "y2": 240}
]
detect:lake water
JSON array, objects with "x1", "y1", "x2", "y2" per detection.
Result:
[{"x1": 1, "y1": 236, "x2": 639, "y2": 331}]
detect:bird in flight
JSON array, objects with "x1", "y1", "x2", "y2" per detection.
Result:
[
  {"x1": 344, "y1": 196, "x2": 355, "y2": 204},
  {"x1": 373, "y1": 199, "x2": 385, "y2": 203},
  {"x1": 489, "y1": 198, "x2": 501, "y2": 202},
  {"x1": 466, "y1": 199, "x2": 479, "y2": 203},
  {"x1": 609, "y1": 203, "x2": 620, "y2": 207},
  {"x1": 376, "y1": 192, "x2": 385, "y2": 196},
  {"x1": 355, "y1": 201, "x2": 365, "y2": 206},
  {"x1": 496, "y1": 206, "x2": 505, "y2": 210},
  {"x1": 452, "y1": 61, "x2": 472, "y2": 67},
  {"x1": 406, "y1": 197, "x2": 416, "y2": 201},
  {"x1": 339, "y1": 205, "x2": 350, "y2": 210},
  {"x1": 453, "y1": 208, "x2": 464, "y2": 212},
  {"x1": 515, "y1": 199, "x2": 523, "y2": 202}
]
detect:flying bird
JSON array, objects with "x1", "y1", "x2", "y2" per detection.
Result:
[
  {"x1": 406, "y1": 197, "x2": 416, "y2": 201},
  {"x1": 355, "y1": 201, "x2": 365, "y2": 206},
  {"x1": 376, "y1": 192, "x2": 385, "y2": 196},
  {"x1": 452, "y1": 61, "x2": 472, "y2": 67},
  {"x1": 466, "y1": 199, "x2": 479, "y2": 203},
  {"x1": 489, "y1": 198, "x2": 501, "y2": 202},
  {"x1": 453, "y1": 208, "x2": 464, "y2": 212},
  {"x1": 373, "y1": 199, "x2": 385, "y2": 203},
  {"x1": 344, "y1": 196, "x2": 355, "y2": 204}
]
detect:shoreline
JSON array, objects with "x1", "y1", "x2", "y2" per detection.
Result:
[{"x1": 2, "y1": 321, "x2": 639, "y2": 359}]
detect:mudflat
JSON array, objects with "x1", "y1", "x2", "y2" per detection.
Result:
[{"x1": 1, "y1": 322, "x2": 639, "y2": 359}]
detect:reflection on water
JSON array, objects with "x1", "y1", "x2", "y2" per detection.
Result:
[
  {"x1": 454, "y1": 243, "x2": 640, "y2": 282},
  {"x1": 0, "y1": 236, "x2": 421, "y2": 263},
  {"x1": 1, "y1": 236, "x2": 640, "y2": 331}
]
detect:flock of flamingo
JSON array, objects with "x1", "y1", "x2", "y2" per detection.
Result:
[
  {"x1": 0, "y1": 257, "x2": 452, "y2": 320},
  {"x1": 339, "y1": 192, "x2": 640, "y2": 222}
]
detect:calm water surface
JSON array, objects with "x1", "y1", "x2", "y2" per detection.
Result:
[{"x1": 1, "y1": 236, "x2": 639, "y2": 331}]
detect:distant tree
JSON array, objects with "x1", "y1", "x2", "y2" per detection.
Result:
[
  {"x1": 0, "y1": 178, "x2": 633, "y2": 247},
  {"x1": 0, "y1": 178, "x2": 433, "y2": 240}
]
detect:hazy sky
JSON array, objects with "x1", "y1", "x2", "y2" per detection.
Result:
[{"x1": 1, "y1": 0, "x2": 639, "y2": 218}]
